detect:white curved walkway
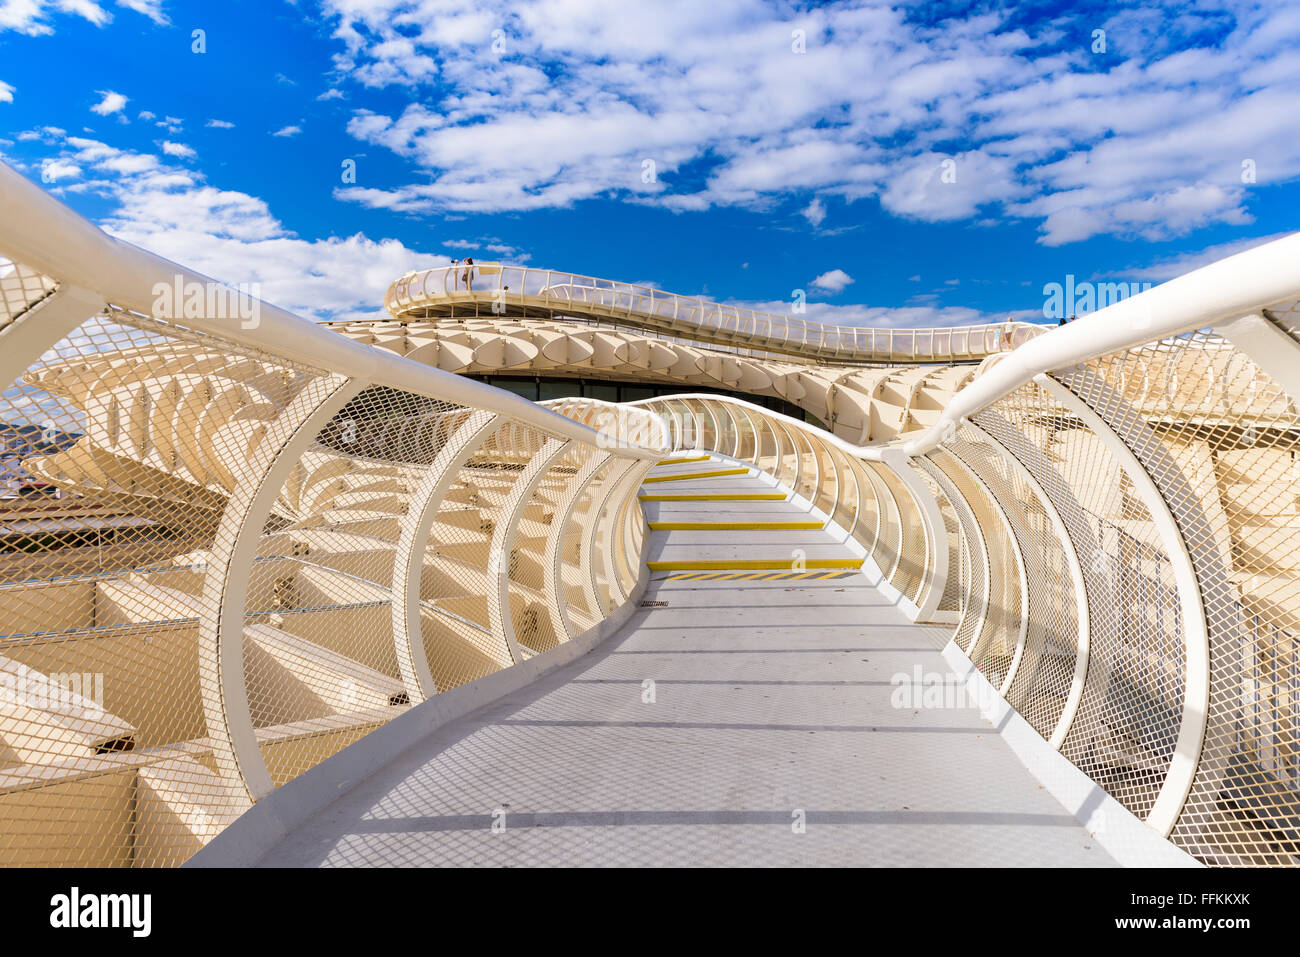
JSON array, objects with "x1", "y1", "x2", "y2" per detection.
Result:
[{"x1": 255, "y1": 463, "x2": 1113, "y2": 867}]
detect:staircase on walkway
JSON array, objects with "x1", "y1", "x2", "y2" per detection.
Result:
[{"x1": 252, "y1": 454, "x2": 1113, "y2": 867}]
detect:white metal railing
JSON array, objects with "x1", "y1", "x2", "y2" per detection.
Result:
[
  {"x1": 904, "y1": 232, "x2": 1300, "y2": 455},
  {"x1": 3, "y1": 155, "x2": 1300, "y2": 868},
  {"x1": 621, "y1": 228, "x2": 1300, "y2": 867},
  {"x1": 387, "y1": 262, "x2": 1046, "y2": 363},
  {"x1": 630, "y1": 393, "x2": 951, "y2": 624},
  {"x1": 0, "y1": 161, "x2": 668, "y2": 866},
  {"x1": 0, "y1": 166, "x2": 662, "y2": 463}
]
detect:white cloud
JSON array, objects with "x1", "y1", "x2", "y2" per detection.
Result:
[
  {"x1": 1, "y1": 0, "x2": 109, "y2": 35},
  {"x1": 1123, "y1": 231, "x2": 1297, "y2": 282},
  {"x1": 811, "y1": 268, "x2": 854, "y2": 294},
  {"x1": 801, "y1": 197, "x2": 826, "y2": 228},
  {"x1": 161, "y1": 140, "x2": 195, "y2": 159},
  {"x1": 0, "y1": 0, "x2": 166, "y2": 34},
  {"x1": 17, "y1": 125, "x2": 65, "y2": 142},
  {"x1": 0, "y1": 80, "x2": 13, "y2": 103},
  {"x1": 316, "y1": 0, "x2": 1300, "y2": 245},
  {"x1": 272, "y1": 125, "x2": 302, "y2": 138},
  {"x1": 39, "y1": 158, "x2": 81, "y2": 181},
  {"x1": 114, "y1": 0, "x2": 166, "y2": 25},
  {"x1": 317, "y1": 89, "x2": 344, "y2": 101},
  {"x1": 442, "y1": 237, "x2": 528, "y2": 260},
  {"x1": 34, "y1": 129, "x2": 449, "y2": 321},
  {"x1": 90, "y1": 90, "x2": 128, "y2": 116},
  {"x1": 206, "y1": 119, "x2": 235, "y2": 129},
  {"x1": 739, "y1": 297, "x2": 996, "y2": 330}
]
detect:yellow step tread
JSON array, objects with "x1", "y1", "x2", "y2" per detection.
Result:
[
  {"x1": 641, "y1": 468, "x2": 749, "y2": 483},
  {"x1": 638, "y1": 493, "x2": 787, "y2": 502},
  {"x1": 646, "y1": 558, "x2": 863, "y2": 571},
  {"x1": 648, "y1": 521, "x2": 823, "y2": 530}
]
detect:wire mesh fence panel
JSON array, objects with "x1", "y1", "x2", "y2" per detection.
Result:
[
  {"x1": 911, "y1": 462, "x2": 963, "y2": 615},
  {"x1": 874, "y1": 462, "x2": 927, "y2": 604},
  {"x1": 557, "y1": 462, "x2": 610, "y2": 634},
  {"x1": 809, "y1": 438, "x2": 840, "y2": 522},
  {"x1": 931, "y1": 439, "x2": 1028, "y2": 693},
  {"x1": 968, "y1": 408, "x2": 1094, "y2": 754},
  {"x1": 846, "y1": 456, "x2": 881, "y2": 557},
  {"x1": 1068, "y1": 333, "x2": 1300, "y2": 864},
  {"x1": 861, "y1": 461, "x2": 903, "y2": 587},
  {"x1": 941, "y1": 444, "x2": 1025, "y2": 690},
  {"x1": 1270, "y1": 298, "x2": 1300, "y2": 347},
  {"x1": 0, "y1": 297, "x2": 661, "y2": 865},
  {"x1": 507, "y1": 450, "x2": 578, "y2": 657},
  {"x1": 0, "y1": 309, "x2": 338, "y2": 866},
  {"x1": 731, "y1": 406, "x2": 758, "y2": 462},
  {"x1": 0, "y1": 258, "x2": 58, "y2": 333},
  {"x1": 792, "y1": 428, "x2": 820, "y2": 506},
  {"x1": 831, "y1": 449, "x2": 862, "y2": 541},
  {"x1": 615, "y1": 492, "x2": 642, "y2": 597},
  {"x1": 1010, "y1": 380, "x2": 1183, "y2": 821},
  {"x1": 238, "y1": 384, "x2": 468, "y2": 789}
]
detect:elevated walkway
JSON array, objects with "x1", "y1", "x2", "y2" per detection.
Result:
[
  {"x1": 248, "y1": 461, "x2": 1113, "y2": 867},
  {"x1": 384, "y1": 263, "x2": 1040, "y2": 364}
]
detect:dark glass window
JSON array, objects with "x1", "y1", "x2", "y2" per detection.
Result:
[{"x1": 490, "y1": 377, "x2": 538, "y2": 400}]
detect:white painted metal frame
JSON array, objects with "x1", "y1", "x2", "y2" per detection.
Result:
[
  {"x1": 389, "y1": 262, "x2": 1039, "y2": 364},
  {"x1": 487, "y1": 437, "x2": 569, "y2": 662},
  {"x1": 927, "y1": 443, "x2": 1030, "y2": 687},
  {"x1": 882, "y1": 448, "x2": 948, "y2": 621},
  {"x1": 390, "y1": 410, "x2": 501, "y2": 701},
  {"x1": 962, "y1": 418, "x2": 1092, "y2": 750},
  {"x1": 1037, "y1": 371, "x2": 1223, "y2": 837},
  {"x1": 199, "y1": 373, "x2": 364, "y2": 802},
  {"x1": 544, "y1": 453, "x2": 614, "y2": 641}
]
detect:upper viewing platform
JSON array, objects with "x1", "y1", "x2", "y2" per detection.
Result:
[{"x1": 386, "y1": 263, "x2": 1047, "y2": 365}]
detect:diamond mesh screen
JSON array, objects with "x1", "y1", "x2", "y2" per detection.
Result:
[{"x1": 0, "y1": 307, "x2": 655, "y2": 866}]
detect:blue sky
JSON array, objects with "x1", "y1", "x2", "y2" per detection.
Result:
[{"x1": 1, "y1": 0, "x2": 1297, "y2": 326}]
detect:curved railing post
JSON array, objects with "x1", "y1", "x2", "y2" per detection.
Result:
[
  {"x1": 390, "y1": 410, "x2": 501, "y2": 701},
  {"x1": 960, "y1": 417, "x2": 1094, "y2": 750},
  {"x1": 487, "y1": 438, "x2": 570, "y2": 662},
  {"x1": 600, "y1": 459, "x2": 654, "y2": 607},
  {"x1": 1039, "y1": 370, "x2": 1236, "y2": 837},
  {"x1": 543, "y1": 452, "x2": 614, "y2": 642},
  {"x1": 914, "y1": 453, "x2": 995, "y2": 655},
  {"x1": 199, "y1": 373, "x2": 364, "y2": 802},
  {"x1": 883, "y1": 449, "x2": 949, "y2": 623},
  {"x1": 578, "y1": 458, "x2": 638, "y2": 615}
]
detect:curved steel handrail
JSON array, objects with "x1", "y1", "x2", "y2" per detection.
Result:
[
  {"x1": 386, "y1": 262, "x2": 1045, "y2": 364},
  {"x1": 0, "y1": 163, "x2": 665, "y2": 462}
]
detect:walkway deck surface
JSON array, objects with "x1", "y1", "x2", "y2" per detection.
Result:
[{"x1": 258, "y1": 459, "x2": 1115, "y2": 867}]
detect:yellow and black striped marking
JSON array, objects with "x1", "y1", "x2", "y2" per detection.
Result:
[{"x1": 658, "y1": 570, "x2": 858, "y2": 582}]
